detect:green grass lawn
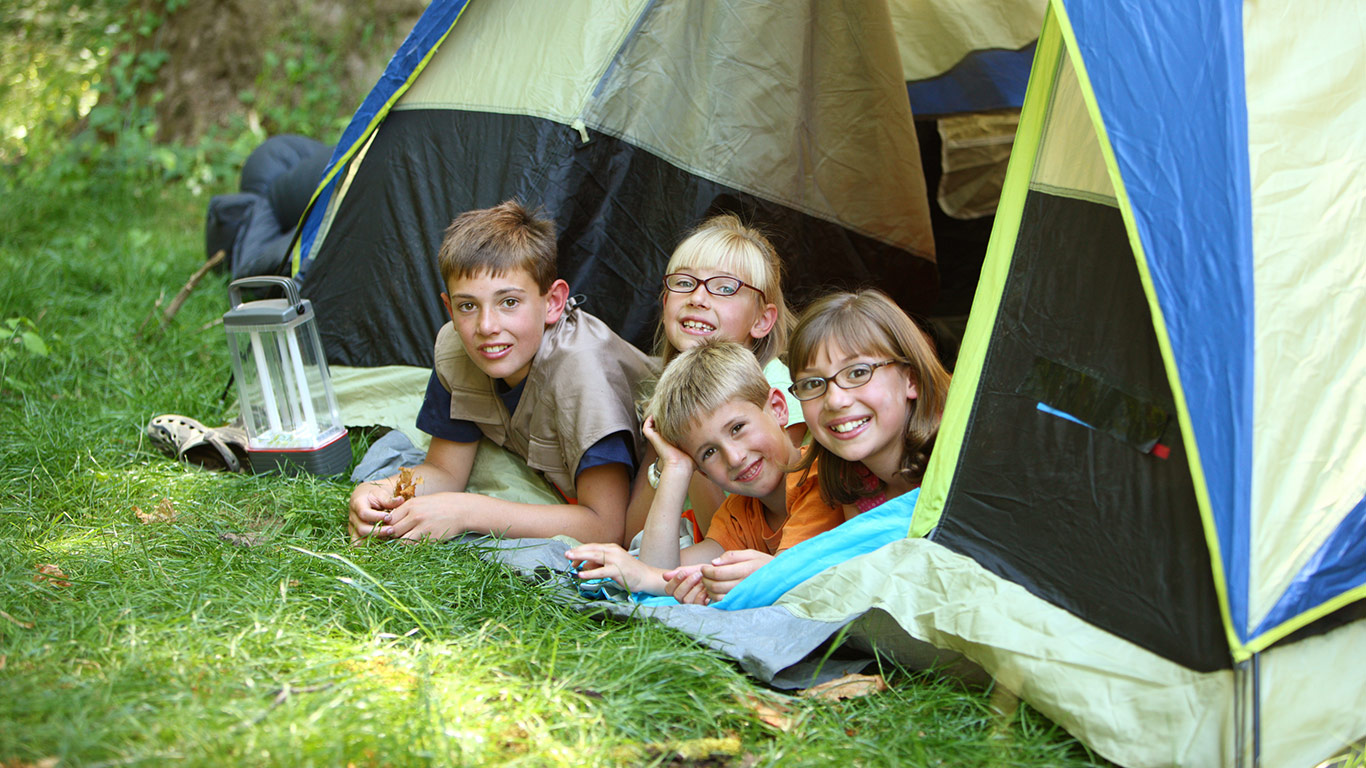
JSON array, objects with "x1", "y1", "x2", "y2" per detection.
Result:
[{"x1": 0, "y1": 172, "x2": 1111, "y2": 767}]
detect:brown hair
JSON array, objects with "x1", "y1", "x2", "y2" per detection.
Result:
[
  {"x1": 789, "y1": 289, "x2": 951, "y2": 506},
  {"x1": 648, "y1": 340, "x2": 772, "y2": 449},
  {"x1": 653, "y1": 214, "x2": 792, "y2": 368},
  {"x1": 438, "y1": 200, "x2": 557, "y2": 293}
]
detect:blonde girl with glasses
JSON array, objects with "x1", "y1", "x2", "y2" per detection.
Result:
[
  {"x1": 787, "y1": 289, "x2": 951, "y2": 516},
  {"x1": 623, "y1": 214, "x2": 801, "y2": 545}
]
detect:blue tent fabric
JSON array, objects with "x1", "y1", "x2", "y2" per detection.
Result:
[
  {"x1": 1062, "y1": 0, "x2": 1256, "y2": 640},
  {"x1": 906, "y1": 43, "x2": 1035, "y2": 116}
]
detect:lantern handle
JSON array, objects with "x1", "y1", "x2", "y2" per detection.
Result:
[{"x1": 228, "y1": 277, "x2": 305, "y2": 315}]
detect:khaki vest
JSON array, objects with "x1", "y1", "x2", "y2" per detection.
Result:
[{"x1": 432, "y1": 304, "x2": 657, "y2": 497}]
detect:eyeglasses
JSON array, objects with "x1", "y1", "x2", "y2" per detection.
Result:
[
  {"x1": 664, "y1": 272, "x2": 766, "y2": 303},
  {"x1": 789, "y1": 360, "x2": 901, "y2": 401}
]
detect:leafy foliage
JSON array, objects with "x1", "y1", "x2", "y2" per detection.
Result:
[{"x1": 1, "y1": 0, "x2": 409, "y2": 197}]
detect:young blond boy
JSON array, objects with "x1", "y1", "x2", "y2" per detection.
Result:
[
  {"x1": 348, "y1": 201, "x2": 655, "y2": 544},
  {"x1": 566, "y1": 341, "x2": 844, "y2": 604}
]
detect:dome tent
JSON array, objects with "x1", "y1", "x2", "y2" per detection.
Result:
[{"x1": 781, "y1": 2, "x2": 1366, "y2": 766}]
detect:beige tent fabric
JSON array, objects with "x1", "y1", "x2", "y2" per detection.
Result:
[
  {"x1": 586, "y1": 0, "x2": 935, "y2": 258},
  {"x1": 780, "y1": 536, "x2": 1366, "y2": 767},
  {"x1": 331, "y1": 364, "x2": 433, "y2": 447},
  {"x1": 1031, "y1": 48, "x2": 1114, "y2": 205},
  {"x1": 395, "y1": 0, "x2": 648, "y2": 122},
  {"x1": 329, "y1": 0, "x2": 935, "y2": 261},
  {"x1": 1242, "y1": 0, "x2": 1366, "y2": 629},
  {"x1": 1257, "y1": 615, "x2": 1366, "y2": 768},
  {"x1": 889, "y1": 0, "x2": 1046, "y2": 82},
  {"x1": 937, "y1": 111, "x2": 1019, "y2": 220},
  {"x1": 779, "y1": 537, "x2": 1232, "y2": 767}
]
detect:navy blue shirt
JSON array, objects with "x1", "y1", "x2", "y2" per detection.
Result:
[{"x1": 415, "y1": 371, "x2": 636, "y2": 478}]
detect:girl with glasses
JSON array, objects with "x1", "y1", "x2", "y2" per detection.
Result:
[
  {"x1": 788, "y1": 289, "x2": 951, "y2": 516},
  {"x1": 624, "y1": 215, "x2": 801, "y2": 546}
]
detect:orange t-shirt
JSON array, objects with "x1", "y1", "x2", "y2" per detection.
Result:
[{"x1": 705, "y1": 463, "x2": 844, "y2": 555}]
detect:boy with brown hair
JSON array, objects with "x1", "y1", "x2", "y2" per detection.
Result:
[
  {"x1": 565, "y1": 341, "x2": 844, "y2": 604},
  {"x1": 348, "y1": 200, "x2": 655, "y2": 544}
]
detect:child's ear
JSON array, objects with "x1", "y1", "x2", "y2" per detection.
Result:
[
  {"x1": 441, "y1": 292, "x2": 455, "y2": 323},
  {"x1": 749, "y1": 302, "x2": 779, "y2": 340},
  {"x1": 766, "y1": 387, "x2": 789, "y2": 428},
  {"x1": 543, "y1": 279, "x2": 571, "y2": 325}
]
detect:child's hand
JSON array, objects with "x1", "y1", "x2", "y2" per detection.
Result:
[
  {"x1": 565, "y1": 543, "x2": 649, "y2": 591},
  {"x1": 662, "y1": 564, "x2": 710, "y2": 605},
  {"x1": 700, "y1": 549, "x2": 774, "y2": 601},
  {"x1": 642, "y1": 416, "x2": 695, "y2": 476},
  {"x1": 372, "y1": 493, "x2": 468, "y2": 542},
  {"x1": 348, "y1": 482, "x2": 405, "y2": 543}
]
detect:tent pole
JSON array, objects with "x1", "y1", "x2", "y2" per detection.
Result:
[
  {"x1": 1252, "y1": 652, "x2": 1262, "y2": 768},
  {"x1": 1233, "y1": 656, "x2": 1261, "y2": 768}
]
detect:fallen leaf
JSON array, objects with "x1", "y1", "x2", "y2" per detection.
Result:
[
  {"x1": 134, "y1": 497, "x2": 178, "y2": 524},
  {"x1": 219, "y1": 532, "x2": 259, "y2": 547},
  {"x1": 33, "y1": 563, "x2": 71, "y2": 588},
  {"x1": 799, "y1": 673, "x2": 888, "y2": 702},
  {"x1": 0, "y1": 610, "x2": 33, "y2": 629},
  {"x1": 394, "y1": 466, "x2": 422, "y2": 501},
  {"x1": 737, "y1": 693, "x2": 795, "y2": 731}
]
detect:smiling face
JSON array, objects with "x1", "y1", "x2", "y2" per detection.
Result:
[
  {"x1": 442, "y1": 268, "x2": 568, "y2": 387},
  {"x1": 679, "y1": 390, "x2": 793, "y2": 504},
  {"x1": 797, "y1": 338, "x2": 917, "y2": 483},
  {"x1": 661, "y1": 266, "x2": 776, "y2": 355}
]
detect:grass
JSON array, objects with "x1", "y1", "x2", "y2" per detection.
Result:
[{"x1": 0, "y1": 170, "x2": 1111, "y2": 767}]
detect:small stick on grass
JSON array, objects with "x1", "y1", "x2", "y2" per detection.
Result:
[
  {"x1": 139, "y1": 250, "x2": 225, "y2": 337},
  {"x1": 160, "y1": 249, "x2": 226, "y2": 329}
]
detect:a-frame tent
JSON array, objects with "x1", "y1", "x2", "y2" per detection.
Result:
[{"x1": 782, "y1": 2, "x2": 1366, "y2": 766}]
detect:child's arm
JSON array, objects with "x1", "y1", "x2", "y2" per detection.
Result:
[
  {"x1": 565, "y1": 541, "x2": 724, "y2": 600},
  {"x1": 622, "y1": 451, "x2": 725, "y2": 545},
  {"x1": 349, "y1": 437, "x2": 476, "y2": 543},
  {"x1": 376, "y1": 460, "x2": 631, "y2": 543},
  {"x1": 635, "y1": 416, "x2": 711, "y2": 569},
  {"x1": 564, "y1": 542, "x2": 669, "y2": 594}
]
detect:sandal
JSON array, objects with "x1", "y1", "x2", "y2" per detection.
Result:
[{"x1": 146, "y1": 414, "x2": 250, "y2": 473}]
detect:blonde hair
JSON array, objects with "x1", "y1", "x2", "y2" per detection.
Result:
[
  {"x1": 789, "y1": 290, "x2": 951, "y2": 506},
  {"x1": 648, "y1": 341, "x2": 772, "y2": 449},
  {"x1": 653, "y1": 214, "x2": 792, "y2": 368},
  {"x1": 438, "y1": 200, "x2": 557, "y2": 293}
]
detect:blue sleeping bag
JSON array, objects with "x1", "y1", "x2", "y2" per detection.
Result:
[{"x1": 637, "y1": 488, "x2": 919, "y2": 610}]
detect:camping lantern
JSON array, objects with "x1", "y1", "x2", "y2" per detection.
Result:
[{"x1": 223, "y1": 276, "x2": 349, "y2": 475}]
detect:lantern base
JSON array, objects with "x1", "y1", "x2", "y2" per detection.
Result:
[{"x1": 247, "y1": 429, "x2": 351, "y2": 476}]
